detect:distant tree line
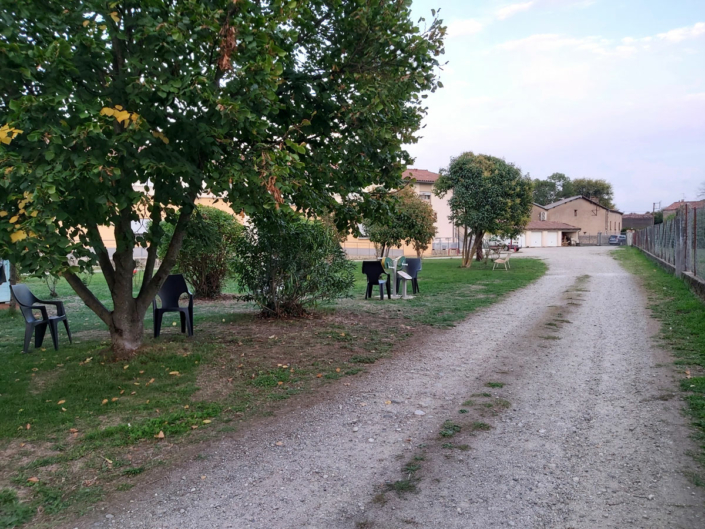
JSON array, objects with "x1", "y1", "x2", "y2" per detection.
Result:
[{"x1": 532, "y1": 173, "x2": 616, "y2": 210}]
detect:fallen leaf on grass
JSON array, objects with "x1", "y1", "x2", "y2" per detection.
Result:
[
  {"x1": 169, "y1": 371, "x2": 180, "y2": 376},
  {"x1": 146, "y1": 378, "x2": 155, "y2": 386},
  {"x1": 191, "y1": 425, "x2": 198, "y2": 430},
  {"x1": 183, "y1": 405, "x2": 189, "y2": 409},
  {"x1": 101, "y1": 399, "x2": 108, "y2": 405},
  {"x1": 25, "y1": 424, "x2": 31, "y2": 430},
  {"x1": 111, "y1": 397, "x2": 119, "y2": 402},
  {"x1": 686, "y1": 369, "x2": 692, "y2": 379},
  {"x1": 154, "y1": 431, "x2": 165, "y2": 439},
  {"x1": 123, "y1": 365, "x2": 129, "y2": 370},
  {"x1": 139, "y1": 370, "x2": 144, "y2": 374},
  {"x1": 316, "y1": 373, "x2": 322, "y2": 378},
  {"x1": 120, "y1": 390, "x2": 125, "y2": 395},
  {"x1": 131, "y1": 391, "x2": 136, "y2": 395},
  {"x1": 277, "y1": 381, "x2": 283, "y2": 385},
  {"x1": 61, "y1": 407, "x2": 67, "y2": 412},
  {"x1": 57, "y1": 400, "x2": 66, "y2": 405},
  {"x1": 202, "y1": 420, "x2": 211, "y2": 424},
  {"x1": 336, "y1": 368, "x2": 341, "y2": 373},
  {"x1": 69, "y1": 428, "x2": 78, "y2": 433},
  {"x1": 27, "y1": 477, "x2": 39, "y2": 483}
]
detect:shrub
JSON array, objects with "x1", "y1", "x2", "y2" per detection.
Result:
[
  {"x1": 232, "y1": 211, "x2": 355, "y2": 317},
  {"x1": 159, "y1": 205, "x2": 242, "y2": 298}
]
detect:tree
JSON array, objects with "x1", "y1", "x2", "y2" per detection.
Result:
[
  {"x1": 159, "y1": 205, "x2": 242, "y2": 299},
  {"x1": 434, "y1": 152, "x2": 533, "y2": 268},
  {"x1": 397, "y1": 186, "x2": 437, "y2": 257},
  {"x1": 0, "y1": 1, "x2": 445, "y2": 354},
  {"x1": 571, "y1": 178, "x2": 615, "y2": 209},
  {"x1": 232, "y1": 211, "x2": 355, "y2": 317},
  {"x1": 363, "y1": 186, "x2": 437, "y2": 258},
  {"x1": 532, "y1": 172, "x2": 573, "y2": 205}
]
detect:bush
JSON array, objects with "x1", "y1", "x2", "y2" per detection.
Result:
[
  {"x1": 160, "y1": 205, "x2": 242, "y2": 298},
  {"x1": 232, "y1": 211, "x2": 355, "y2": 317}
]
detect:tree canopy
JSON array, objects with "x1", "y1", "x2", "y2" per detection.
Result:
[
  {"x1": 363, "y1": 185, "x2": 437, "y2": 258},
  {"x1": 434, "y1": 152, "x2": 533, "y2": 268},
  {"x1": 532, "y1": 173, "x2": 615, "y2": 209},
  {"x1": 0, "y1": 0, "x2": 445, "y2": 353}
]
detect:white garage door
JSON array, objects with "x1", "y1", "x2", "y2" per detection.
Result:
[
  {"x1": 546, "y1": 232, "x2": 558, "y2": 247},
  {"x1": 530, "y1": 231, "x2": 542, "y2": 247}
]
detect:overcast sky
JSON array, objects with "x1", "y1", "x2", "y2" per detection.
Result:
[{"x1": 406, "y1": 0, "x2": 705, "y2": 213}]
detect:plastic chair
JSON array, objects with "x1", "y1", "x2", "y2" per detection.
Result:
[
  {"x1": 153, "y1": 274, "x2": 194, "y2": 338},
  {"x1": 397, "y1": 258, "x2": 422, "y2": 294},
  {"x1": 361, "y1": 261, "x2": 390, "y2": 300},
  {"x1": 11, "y1": 284, "x2": 72, "y2": 353}
]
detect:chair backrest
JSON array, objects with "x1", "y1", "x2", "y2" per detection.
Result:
[
  {"x1": 10, "y1": 284, "x2": 38, "y2": 308},
  {"x1": 405, "y1": 258, "x2": 422, "y2": 278},
  {"x1": 361, "y1": 260, "x2": 386, "y2": 280},
  {"x1": 156, "y1": 274, "x2": 190, "y2": 308},
  {"x1": 10, "y1": 284, "x2": 41, "y2": 323}
]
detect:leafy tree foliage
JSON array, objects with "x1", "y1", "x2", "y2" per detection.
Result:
[
  {"x1": 0, "y1": 0, "x2": 445, "y2": 353},
  {"x1": 363, "y1": 186, "x2": 437, "y2": 258},
  {"x1": 158, "y1": 205, "x2": 242, "y2": 299},
  {"x1": 532, "y1": 173, "x2": 573, "y2": 205},
  {"x1": 434, "y1": 152, "x2": 533, "y2": 268},
  {"x1": 532, "y1": 173, "x2": 615, "y2": 209},
  {"x1": 232, "y1": 211, "x2": 355, "y2": 317},
  {"x1": 571, "y1": 178, "x2": 615, "y2": 209}
]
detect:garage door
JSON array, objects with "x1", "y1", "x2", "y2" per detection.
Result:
[
  {"x1": 530, "y1": 231, "x2": 542, "y2": 247},
  {"x1": 546, "y1": 232, "x2": 558, "y2": 247}
]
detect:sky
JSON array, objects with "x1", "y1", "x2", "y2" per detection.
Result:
[{"x1": 406, "y1": 0, "x2": 705, "y2": 213}]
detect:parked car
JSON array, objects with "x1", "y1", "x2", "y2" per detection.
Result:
[
  {"x1": 505, "y1": 242, "x2": 521, "y2": 252},
  {"x1": 608, "y1": 235, "x2": 619, "y2": 245},
  {"x1": 618, "y1": 234, "x2": 627, "y2": 245}
]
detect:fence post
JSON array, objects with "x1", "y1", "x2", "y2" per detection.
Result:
[
  {"x1": 675, "y1": 208, "x2": 685, "y2": 278},
  {"x1": 695, "y1": 207, "x2": 698, "y2": 277}
]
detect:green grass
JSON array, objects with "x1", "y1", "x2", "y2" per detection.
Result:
[
  {"x1": 614, "y1": 248, "x2": 705, "y2": 476},
  {"x1": 0, "y1": 257, "x2": 546, "y2": 525},
  {"x1": 485, "y1": 382, "x2": 504, "y2": 388},
  {"x1": 439, "y1": 420, "x2": 462, "y2": 438},
  {"x1": 347, "y1": 257, "x2": 547, "y2": 327}
]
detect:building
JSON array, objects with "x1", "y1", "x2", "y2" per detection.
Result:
[
  {"x1": 622, "y1": 213, "x2": 654, "y2": 231},
  {"x1": 521, "y1": 196, "x2": 623, "y2": 247},
  {"x1": 662, "y1": 199, "x2": 705, "y2": 217}
]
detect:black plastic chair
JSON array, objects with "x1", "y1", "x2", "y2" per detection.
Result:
[
  {"x1": 153, "y1": 274, "x2": 194, "y2": 338},
  {"x1": 361, "y1": 260, "x2": 390, "y2": 300},
  {"x1": 11, "y1": 284, "x2": 72, "y2": 354},
  {"x1": 397, "y1": 258, "x2": 422, "y2": 294}
]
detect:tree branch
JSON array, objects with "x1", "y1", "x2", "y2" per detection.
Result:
[
  {"x1": 86, "y1": 223, "x2": 116, "y2": 290},
  {"x1": 63, "y1": 271, "x2": 112, "y2": 325},
  {"x1": 135, "y1": 202, "x2": 195, "y2": 313},
  {"x1": 139, "y1": 202, "x2": 162, "y2": 296}
]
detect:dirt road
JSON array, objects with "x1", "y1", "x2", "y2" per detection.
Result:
[{"x1": 76, "y1": 247, "x2": 704, "y2": 528}]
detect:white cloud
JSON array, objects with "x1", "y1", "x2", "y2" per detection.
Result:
[
  {"x1": 447, "y1": 19, "x2": 484, "y2": 38},
  {"x1": 496, "y1": 2, "x2": 535, "y2": 20},
  {"x1": 685, "y1": 93, "x2": 705, "y2": 101},
  {"x1": 657, "y1": 22, "x2": 705, "y2": 43}
]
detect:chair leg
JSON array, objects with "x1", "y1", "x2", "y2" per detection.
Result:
[
  {"x1": 63, "y1": 318, "x2": 73, "y2": 344},
  {"x1": 413, "y1": 278, "x2": 419, "y2": 294},
  {"x1": 48, "y1": 320, "x2": 59, "y2": 351},
  {"x1": 154, "y1": 311, "x2": 164, "y2": 338},
  {"x1": 34, "y1": 322, "x2": 47, "y2": 349},
  {"x1": 188, "y1": 306, "x2": 194, "y2": 336},
  {"x1": 386, "y1": 280, "x2": 391, "y2": 299},
  {"x1": 379, "y1": 283, "x2": 384, "y2": 300},
  {"x1": 180, "y1": 312, "x2": 186, "y2": 334},
  {"x1": 365, "y1": 283, "x2": 371, "y2": 300},
  {"x1": 23, "y1": 324, "x2": 34, "y2": 354}
]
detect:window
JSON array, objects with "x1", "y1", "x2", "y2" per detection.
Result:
[
  {"x1": 574, "y1": 209, "x2": 578, "y2": 217},
  {"x1": 418, "y1": 193, "x2": 431, "y2": 202},
  {"x1": 357, "y1": 223, "x2": 369, "y2": 239},
  {"x1": 539, "y1": 211, "x2": 547, "y2": 221}
]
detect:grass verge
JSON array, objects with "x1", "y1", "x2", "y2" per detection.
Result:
[{"x1": 614, "y1": 248, "x2": 705, "y2": 478}]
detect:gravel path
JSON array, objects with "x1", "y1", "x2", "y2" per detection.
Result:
[{"x1": 75, "y1": 247, "x2": 704, "y2": 529}]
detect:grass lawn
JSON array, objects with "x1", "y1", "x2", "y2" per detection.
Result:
[
  {"x1": 614, "y1": 248, "x2": 705, "y2": 484},
  {"x1": 0, "y1": 257, "x2": 546, "y2": 527}
]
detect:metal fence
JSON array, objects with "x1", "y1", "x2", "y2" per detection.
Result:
[{"x1": 632, "y1": 205, "x2": 705, "y2": 281}]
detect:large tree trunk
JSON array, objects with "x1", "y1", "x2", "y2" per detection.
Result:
[
  {"x1": 461, "y1": 226, "x2": 472, "y2": 267},
  {"x1": 63, "y1": 203, "x2": 194, "y2": 356}
]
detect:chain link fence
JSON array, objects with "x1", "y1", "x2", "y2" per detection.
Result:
[{"x1": 632, "y1": 205, "x2": 704, "y2": 281}]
